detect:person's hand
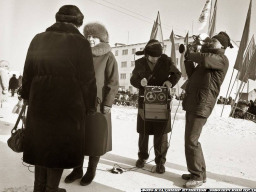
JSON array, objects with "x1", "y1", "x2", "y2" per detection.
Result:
[
  {"x1": 102, "y1": 105, "x2": 111, "y2": 114},
  {"x1": 86, "y1": 108, "x2": 96, "y2": 116},
  {"x1": 163, "y1": 81, "x2": 172, "y2": 89},
  {"x1": 140, "y1": 78, "x2": 148, "y2": 87}
]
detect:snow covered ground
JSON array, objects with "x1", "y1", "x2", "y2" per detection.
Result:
[{"x1": 0, "y1": 94, "x2": 255, "y2": 192}]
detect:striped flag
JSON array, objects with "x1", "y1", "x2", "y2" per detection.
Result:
[
  {"x1": 238, "y1": 35, "x2": 255, "y2": 82},
  {"x1": 234, "y1": 0, "x2": 252, "y2": 71},
  {"x1": 170, "y1": 30, "x2": 177, "y2": 66},
  {"x1": 198, "y1": 0, "x2": 212, "y2": 31},
  {"x1": 208, "y1": 0, "x2": 217, "y2": 37},
  {"x1": 150, "y1": 11, "x2": 164, "y2": 46}
]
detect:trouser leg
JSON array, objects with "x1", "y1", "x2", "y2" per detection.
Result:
[
  {"x1": 138, "y1": 133, "x2": 149, "y2": 160},
  {"x1": 45, "y1": 168, "x2": 64, "y2": 192},
  {"x1": 185, "y1": 112, "x2": 207, "y2": 180},
  {"x1": 33, "y1": 165, "x2": 47, "y2": 192},
  {"x1": 154, "y1": 134, "x2": 168, "y2": 165}
]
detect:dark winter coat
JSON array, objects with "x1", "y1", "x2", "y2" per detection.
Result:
[
  {"x1": 21, "y1": 22, "x2": 97, "y2": 168},
  {"x1": 182, "y1": 50, "x2": 229, "y2": 118},
  {"x1": 130, "y1": 54, "x2": 181, "y2": 135},
  {"x1": 9, "y1": 76, "x2": 19, "y2": 90},
  {"x1": 84, "y1": 42, "x2": 119, "y2": 156}
]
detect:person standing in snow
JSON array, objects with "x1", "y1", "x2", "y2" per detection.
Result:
[
  {"x1": 181, "y1": 31, "x2": 233, "y2": 188},
  {"x1": 130, "y1": 39, "x2": 181, "y2": 174},
  {"x1": 64, "y1": 22, "x2": 119, "y2": 186},
  {"x1": 20, "y1": 5, "x2": 97, "y2": 192},
  {"x1": 9, "y1": 74, "x2": 19, "y2": 96},
  {"x1": 0, "y1": 60, "x2": 9, "y2": 114}
]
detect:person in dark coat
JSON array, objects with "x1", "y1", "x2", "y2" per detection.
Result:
[
  {"x1": 64, "y1": 22, "x2": 119, "y2": 186},
  {"x1": 181, "y1": 32, "x2": 233, "y2": 188},
  {"x1": 9, "y1": 74, "x2": 19, "y2": 96},
  {"x1": 20, "y1": 5, "x2": 97, "y2": 192},
  {"x1": 130, "y1": 39, "x2": 181, "y2": 173}
]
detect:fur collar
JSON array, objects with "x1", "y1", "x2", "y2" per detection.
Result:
[
  {"x1": 46, "y1": 22, "x2": 83, "y2": 36},
  {"x1": 91, "y1": 42, "x2": 111, "y2": 56}
]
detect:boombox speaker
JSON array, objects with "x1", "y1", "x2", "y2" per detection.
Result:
[{"x1": 143, "y1": 86, "x2": 169, "y2": 121}]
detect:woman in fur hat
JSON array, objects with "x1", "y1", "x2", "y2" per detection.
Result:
[{"x1": 65, "y1": 22, "x2": 119, "y2": 186}]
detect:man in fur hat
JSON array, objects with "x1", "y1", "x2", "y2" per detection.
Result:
[
  {"x1": 130, "y1": 39, "x2": 181, "y2": 174},
  {"x1": 181, "y1": 31, "x2": 233, "y2": 188}
]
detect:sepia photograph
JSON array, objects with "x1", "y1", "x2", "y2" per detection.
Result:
[{"x1": 0, "y1": 0, "x2": 256, "y2": 191}]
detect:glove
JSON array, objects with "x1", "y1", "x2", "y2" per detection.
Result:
[
  {"x1": 102, "y1": 105, "x2": 111, "y2": 114},
  {"x1": 86, "y1": 108, "x2": 96, "y2": 116},
  {"x1": 163, "y1": 80, "x2": 172, "y2": 89},
  {"x1": 140, "y1": 78, "x2": 148, "y2": 87}
]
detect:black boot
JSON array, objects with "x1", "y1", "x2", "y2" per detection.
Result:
[
  {"x1": 80, "y1": 156, "x2": 100, "y2": 186},
  {"x1": 64, "y1": 166, "x2": 83, "y2": 183},
  {"x1": 33, "y1": 165, "x2": 47, "y2": 192},
  {"x1": 45, "y1": 168, "x2": 65, "y2": 192}
]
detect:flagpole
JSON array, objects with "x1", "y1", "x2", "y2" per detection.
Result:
[{"x1": 220, "y1": 68, "x2": 235, "y2": 116}]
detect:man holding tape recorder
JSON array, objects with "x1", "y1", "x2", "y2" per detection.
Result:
[{"x1": 130, "y1": 39, "x2": 181, "y2": 174}]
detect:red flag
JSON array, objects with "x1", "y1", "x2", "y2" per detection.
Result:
[
  {"x1": 150, "y1": 11, "x2": 164, "y2": 45},
  {"x1": 238, "y1": 35, "x2": 255, "y2": 82},
  {"x1": 234, "y1": 0, "x2": 252, "y2": 71},
  {"x1": 208, "y1": 0, "x2": 217, "y2": 37},
  {"x1": 180, "y1": 33, "x2": 189, "y2": 78},
  {"x1": 170, "y1": 30, "x2": 177, "y2": 66}
]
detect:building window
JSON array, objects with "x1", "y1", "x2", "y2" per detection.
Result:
[
  {"x1": 131, "y1": 61, "x2": 135, "y2": 67},
  {"x1": 132, "y1": 48, "x2": 136, "y2": 54},
  {"x1": 122, "y1": 49, "x2": 128, "y2": 55},
  {"x1": 121, "y1": 61, "x2": 127, "y2": 68},
  {"x1": 115, "y1": 50, "x2": 118, "y2": 56},
  {"x1": 120, "y1": 73, "x2": 126, "y2": 79}
]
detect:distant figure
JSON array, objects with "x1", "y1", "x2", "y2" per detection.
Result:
[
  {"x1": 9, "y1": 74, "x2": 19, "y2": 96},
  {"x1": 217, "y1": 96, "x2": 224, "y2": 104},
  {"x1": 0, "y1": 60, "x2": 9, "y2": 112},
  {"x1": 18, "y1": 75, "x2": 22, "y2": 87}
]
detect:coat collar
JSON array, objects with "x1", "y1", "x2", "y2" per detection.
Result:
[
  {"x1": 46, "y1": 22, "x2": 83, "y2": 36},
  {"x1": 91, "y1": 42, "x2": 111, "y2": 56}
]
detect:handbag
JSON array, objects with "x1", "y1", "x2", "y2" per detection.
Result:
[{"x1": 7, "y1": 104, "x2": 26, "y2": 153}]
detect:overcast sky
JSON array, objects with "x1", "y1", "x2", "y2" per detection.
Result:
[{"x1": 0, "y1": 0, "x2": 255, "y2": 72}]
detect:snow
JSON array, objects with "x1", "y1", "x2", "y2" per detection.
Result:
[{"x1": 0, "y1": 94, "x2": 256, "y2": 192}]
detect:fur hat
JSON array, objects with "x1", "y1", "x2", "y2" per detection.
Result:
[
  {"x1": 135, "y1": 39, "x2": 162, "y2": 57},
  {"x1": 83, "y1": 23, "x2": 109, "y2": 43},
  {"x1": 56, "y1": 5, "x2": 84, "y2": 27},
  {"x1": 212, "y1": 31, "x2": 233, "y2": 49}
]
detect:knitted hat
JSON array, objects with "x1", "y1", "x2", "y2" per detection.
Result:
[
  {"x1": 212, "y1": 31, "x2": 233, "y2": 49},
  {"x1": 56, "y1": 5, "x2": 84, "y2": 27},
  {"x1": 83, "y1": 23, "x2": 109, "y2": 43},
  {"x1": 135, "y1": 39, "x2": 163, "y2": 57}
]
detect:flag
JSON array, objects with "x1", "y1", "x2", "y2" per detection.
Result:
[
  {"x1": 208, "y1": 0, "x2": 217, "y2": 37},
  {"x1": 248, "y1": 46, "x2": 256, "y2": 80},
  {"x1": 180, "y1": 33, "x2": 189, "y2": 78},
  {"x1": 238, "y1": 35, "x2": 255, "y2": 82},
  {"x1": 198, "y1": 0, "x2": 212, "y2": 31},
  {"x1": 234, "y1": 0, "x2": 252, "y2": 71},
  {"x1": 150, "y1": 11, "x2": 164, "y2": 45},
  {"x1": 170, "y1": 30, "x2": 177, "y2": 66}
]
